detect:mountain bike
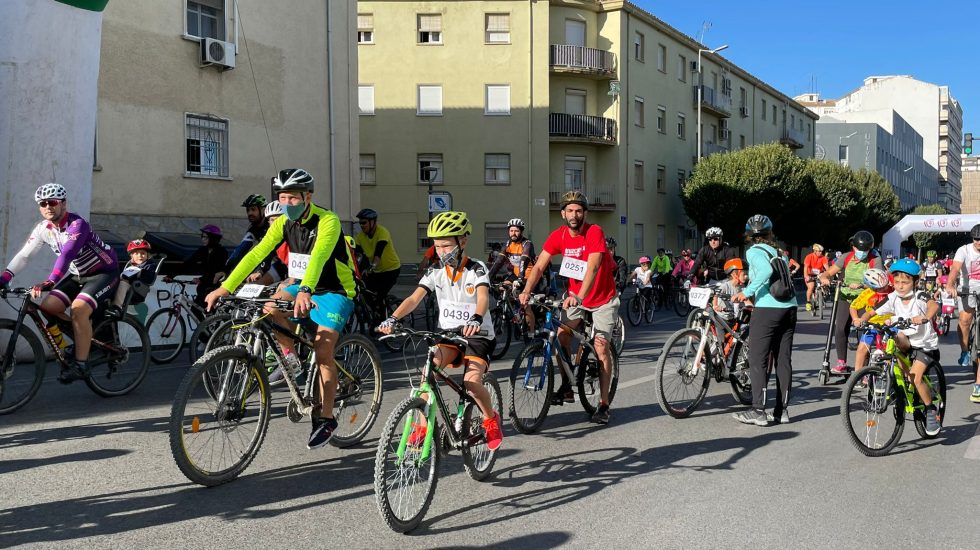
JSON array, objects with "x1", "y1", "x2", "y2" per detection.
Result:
[
  {"x1": 169, "y1": 288, "x2": 383, "y2": 486},
  {"x1": 346, "y1": 278, "x2": 412, "y2": 353},
  {"x1": 144, "y1": 278, "x2": 214, "y2": 364},
  {"x1": 626, "y1": 282, "x2": 655, "y2": 326},
  {"x1": 374, "y1": 327, "x2": 503, "y2": 533},
  {"x1": 933, "y1": 292, "x2": 955, "y2": 337},
  {"x1": 508, "y1": 294, "x2": 621, "y2": 434},
  {"x1": 654, "y1": 285, "x2": 752, "y2": 418},
  {"x1": 840, "y1": 317, "x2": 946, "y2": 456},
  {"x1": 489, "y1": 281, "x2": 522, "y2": 360},
  {"x1": 808, "y1": 276, "x2": 828, "y2": 319},
  {"x1": 673, "y1": 277, "x2": 692, "y2": 317},
  {"x1": 0, "y1": 287, "x2": 151, "y2": 414}
]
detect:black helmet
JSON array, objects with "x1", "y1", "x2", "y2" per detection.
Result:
[
  {"x1": 971, "y1": 224, "x2": 980, "y2": 240},
  {"x1": 850, "y1": 230, "x2": 875, "y2": 252},
  {"x1": 745, "y1": 214, "x2": 774, "y2": 236},
  {"x1": 356, "y1": 208, "x2": 378, "y2": 220},
  {"x1": 605, "y1": 237, "x2": 617, "y2": 248},
  {"x1": 241, "y1": 194, "x2": 268, "y2": 208},
  {"x1": 272, "y1": 168, "x2": 314, "y2": 192}
]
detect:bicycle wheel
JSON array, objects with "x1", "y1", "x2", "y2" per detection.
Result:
[
  {"x1": 145, "y1": 307, "x2": 186, "y2": 364},
  {"x1": 627, "y1": 295, "x2": 643, "y2": 326},
  {"x1": 374, "y1": 397, "x2": 440, "y2": 533},
  {"x1": 817, "y1": 289, "x2": 826, "y2": 320},
  {"x1": 576, "y1": 343, "x2": 619, "y2": 417},
  {"x1": 490, "y1": 307, "x2": 511, "y2": 360},
  {"x1": 685, "y1": 307, "x2": 704, "y2": 330},
  {"x1": 840, "y1": 365, "x2": 904, "y2": 457},
  {"x1": 0, "y1": 320, "x2": 46, "y2": 415},
  {"x1": 330, "y1": 333, "x2": 384, "y2": 448},
  {"x1": 912, "y1": 362, "x2": 946, "y2": 440},
  {"x1": 673, "y1": 290, "x2": 690, "y2": 317},
  {"x1": 188, "y1": 312, "x2": 231, "y2": 364},
  {"x1": 611, "y1": 316, "x2": 625, "y2": 358},
  {"x1": 462, "y1": 372, "x2": 503, "y2": 481},
  {"x1": 170, "y1": 345, "x2": 271, "y2": 486},
  {"x1": 85, "y1": 315, "x2": 150, "y2": 397},
  {"x1": 644, "y1": 296, "x2": 656, "y2": 323},
  {"x1": 728, "y1": 335, "x2": 753, "y2": 406},
  {"x1": 508, "y1": 339, "x2": 553, "y2": 434},
  {"x1": 654, "y1": 328, "x2": 710, "y2": 418}
]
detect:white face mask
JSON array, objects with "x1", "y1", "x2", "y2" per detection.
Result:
[{"x1": 438, "y1": 245, "x2": 460, "y2": 267}]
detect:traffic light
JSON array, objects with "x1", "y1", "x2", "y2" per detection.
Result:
[{"x1": 966, "y1": 132, "x2": 973, "y2": 155}]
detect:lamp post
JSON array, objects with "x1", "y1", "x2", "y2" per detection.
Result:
[{"x1": 696, "y1": 44, "x2": 728, "y2": 160}]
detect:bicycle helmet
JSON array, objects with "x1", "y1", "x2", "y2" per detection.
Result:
[
  {"x1": 812, "y1": 243, "x2": 824, "y2": 252},
  {"x1": 605, "y1": 237, "x2": 617, "y2": 248},
  {"x1": 639, "y1": 256, "x2": 651, "y2": 264},
  {"x1": 241, "y1": 194, "x2": 268, "y2": 208},
  {"x1": 705, "y1": 227, "x2": 723, "y2": 239},
  {"x1": 200, "y1": 224, "x2": 222, "y2": 237},
  {"x1": 862, "y1": 268, "x2": 890, "y2": 290},
  {"x1": 889, "y1": 258, "x2": 921, "y2": 277},
  {"x1": 849, "y1": 230, "x2": 875, "y2": 252},
  {"x1": 971, "y1": 224, "x2": 980, "y2": 239},
  {"x1": 264, "y1": 201, "x2": 283, "y2": 218},
  {"x1": 427, "y1": 211, "x2": 472, "y2": 238},
  {"x1": 558, "y1": 190, "x2": 589, "y2": 210},
  {"x1": 507, "y1": 218, "x2": 526, "y2": 230},
  {"x1": 272, "y1": 168, "x2": 314, "y2": 192},
  {"x1": 926, "y1": 250, "x2": 936, "y2": 258},
  {"x1": 127, "y1": 239, "x2": 151, "y2": 253},
  {"x1": 35, "y1": 183, "x2": 67, "y2": 203},
  {"x1": 355, "y1": 208, "x2": 378, "y2": 220},
  {"x1": 745, "y1": 214, "x2": 774, "y2": 236},
  {"x1": 724, "y1": 258, "x2": 745, "y2": 274}
]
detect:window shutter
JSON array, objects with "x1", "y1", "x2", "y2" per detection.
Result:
[
  {"x1": 419, "y1": 14, "x2": 442, "y2": 32},
  {"x1": 487, "y1": 14, "x2": 509, "y2": 31},
  {"x1": 419, "y1": 86, "x2": 442, "y2": 114},
  {"x1": 486, "y1": 85, "x2": 510, "y2": 114},
  {"x1": 357, "y1": 14, "x2": 373, "y2": 30}
]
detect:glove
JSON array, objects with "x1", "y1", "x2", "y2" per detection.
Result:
[
  {"x1": 32, "y1": 280, "x2": 55, "y2": 294},
  {"x1": 378, "y1": 315, "x2": 399, "y2": 331},
  {"x1": 0, "y1": 269, "x2": 13, "y2": 288}
]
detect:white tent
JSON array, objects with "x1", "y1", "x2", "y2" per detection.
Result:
[{"x1": 881, "y1": 214, "x2": 979, "y2": 257}]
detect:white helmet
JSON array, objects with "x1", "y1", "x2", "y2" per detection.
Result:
[
  {"x1": 862, "y1": 268, "x2": 890, "y2": 291},
  {"x1": 35, "y1": 183, "x2": 67, "y2": 203},
  {"x1": 264, "y1": 201, "x2": 283, "y2": 218},
  {"x1": 705, "y1": 227, "x2": 723, "y2": 239},
  {"x1": 507, "y1": 218, "x2": 526, "y2": 230}
]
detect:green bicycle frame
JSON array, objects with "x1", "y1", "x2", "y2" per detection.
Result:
[{"x1": 883, "y1": 338, "x2": 942, "y2": 415}]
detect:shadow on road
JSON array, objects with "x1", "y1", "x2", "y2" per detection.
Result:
[
  {"x1": 0, "y1": 417, "x2": 170, "y2": 450},
  {"x1": 0, "y1": 448, "x2": 132, "y2": 475}
]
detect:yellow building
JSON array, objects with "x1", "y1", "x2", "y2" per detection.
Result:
[{"x1": 358, "y1": 0, "x2": 816, "y2": 261}]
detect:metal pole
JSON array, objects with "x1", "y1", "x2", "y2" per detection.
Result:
[{"x1": 697, "y1": 49, "x2": 703, "y2": 160}]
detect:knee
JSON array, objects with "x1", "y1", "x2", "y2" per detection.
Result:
[{"x1": 70, "y1": 302, "x2": 91, "y2": 320}]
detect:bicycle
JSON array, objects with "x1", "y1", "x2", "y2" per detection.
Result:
[
  {"x1": 626, "y1": 281, "x2": 655, "y2": 326},
  {"x1": 346, "y1": 278, "x2": 412, "y2": 353},
  {"x1": 808, "y1": 276, "x2": 829, "y2": 320},
  {"x1": 508, "y1": 294, "x2": 621, "y2": 434},
  {"x1": 839, "y1": 317, "x2": 946, "y2": 456},
  {"x1": 488, "y1": 281, "x2": 521, "y2": 360},
  {"x1": 373, "y1": 327, "x2": 503, "y2": 533},
  {"x1": 673, "y1": 277, "x2": 692, "y2": 317},
  {"x1": 654, "y1": 285, "x2": 752, "y2": 418},
  {"x1": 169, "y1": 287, "x2": 383, "y2": 486},
  {"x1": 0, "y1": 287, "x2": 151, "y2": 414},
  {"x1": 933, "y1": 291, "x2": 955, "y2": 336},
  {"x1": 144, "y1": 278, "x2": 219, "y2": 364}
]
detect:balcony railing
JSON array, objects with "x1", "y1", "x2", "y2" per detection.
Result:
[
  {"x1": 703, "y1": 142, "x2": 729, "y2": 156},
  {"x1": 780, "y1": 127, "x2": 805, "y2": 149},
  {"x1": 549, "y1": 113, "x2": 617, "y2": 145},
  {"x1": 549, "y1": 183, "x2": 616, "y2": 210},
  {"x1": 693, "y1": 85, "x2": 732, "y2": 118},
  {"x1": 550, "y1": 45, "x2": 616, "y2": 78}
]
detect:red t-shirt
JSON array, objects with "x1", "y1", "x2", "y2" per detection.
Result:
[{"x1": 542, "y1": 223, "x2": 617, "y2": 308}]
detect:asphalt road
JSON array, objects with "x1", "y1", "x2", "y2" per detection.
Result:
[{"x1": 2, "y1": 298, "x2": 979, "y2": 549}]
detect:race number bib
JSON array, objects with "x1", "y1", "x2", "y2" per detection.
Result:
[
  {"x1": 288, "y1": 253, "x2": 311, "y2": 279},
  {"x1": 926, "y1": 267, "x2": 937, "y2": 277},
  {"x1": 559, "y1": 257, "x2": 588, "y2": 281},
  {"x1": 440, "y1": 301, "x2": 475, "y2": 328},
  {"x1": 688, "y1": 287, "x2": 713, "y2": 309},
  {"x1": 811, "y1": 268, "x2": 821, "y2": 275},
  {"x1": 236, "y1": 284, "x2": 265, "y2": 298},
  {"x1": 942, "y1": 297, "x2": 955, "y2": 307}
]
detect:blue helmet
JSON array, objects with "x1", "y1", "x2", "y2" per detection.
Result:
[
  {"x1": 888, "y1": 258, "x2": 921, "y2": 277},
  {"x1": 745, "y1": 214, "x2": 773, "y2": 236}
]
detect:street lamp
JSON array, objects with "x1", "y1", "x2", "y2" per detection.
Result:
[{"x1": 696, "y1": 44, "x2": 729, "y2": 160}]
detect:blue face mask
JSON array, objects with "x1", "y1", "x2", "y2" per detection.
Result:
[
  {"x1": 854, "y1": 249, "x2": 869, "y2": 261},
  {"x1": 284, "y1": 202, "x2": 306, "y2": 221}
]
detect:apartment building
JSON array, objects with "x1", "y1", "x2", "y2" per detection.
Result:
[
  {"x1": 357, "y1": 0, "x2": 816, "y2": 261},
  {"x1": 92, "y1": 0, "x2": 360, "y2": 243},
  {"x1": 962, "y1": 156, "x2": 980, "y2": 214}
]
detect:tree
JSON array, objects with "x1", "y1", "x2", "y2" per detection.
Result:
[
  {"x1": 803, "y1": 159, "x2": 863, "y2": 246},
  {"x1": 853, "y1": 168, "x2": 902, "y2": 237}
]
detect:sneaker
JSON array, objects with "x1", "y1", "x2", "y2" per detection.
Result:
[
  {"x1": 970, "y1": 384, "x2": 980, "y2": 403},
  {"x1": 482, "y1": 413, "x2": 504, "y2": 451},
  {"x1": 104, "y1": 305, "x2": 123, "y2": 320},
  {"x1": 805, "y1": 302, "x2": 813, "y2": 312},
  {"x1": 924, "y1": 408, "x2": 941, "y2": 436},
  {"x1": 307, "y1": 416, "x2": 338, "y2": 449},
  {"x1": 767, "y1": 409, "x2": 790, "y2": 424},
  {"x1": 551, "y1": 384, "x2": 574, "y2": 406},
  {"x1": 830, "y1": 360, "x2": 849, "y2": 375},
  {"x1": 591, "y1": 403, "x2": 611, "y2": 425},
  {"x1": 959, "y1": 351, "x2": 972, "y2": 367},
  {"x1": 732, "y1": 408, "x2": 769, "y2": 426},
  {"x1": 57, "y1": 360, "x2": 89, "y2": 384},
  {"x1": 407, "y1": 421, "x2": 428, "y2": 447},
  {"x1": 857, "y1": 375, "x2": 869, "y2": 389}
]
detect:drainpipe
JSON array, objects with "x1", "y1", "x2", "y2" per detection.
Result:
[
  {"x1": 326, "y1": 1, "x2": 336, "y2": 211},
  {"x1": 528, "y1": 0, "x2": 534, "y2": 231},
  {"x1": 623, "y1": 12, "x2": 629, "y2": 252}
]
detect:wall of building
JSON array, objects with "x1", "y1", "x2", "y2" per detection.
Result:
[{"x1": 962, "y1": 156, "x2": 980, "y2": 214}]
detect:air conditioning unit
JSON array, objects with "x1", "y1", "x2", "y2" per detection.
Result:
[
  {"x1": 200, "y1": 37, "x2": 236, "y2": 70},
  {"x1": 739, "y1": 106, "x2": 750, "y2": 118}
]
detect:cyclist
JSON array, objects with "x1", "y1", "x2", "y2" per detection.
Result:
[
  {"x1": 518, "y1": 190, "x2": 619, "y2": 424},
  {"x1": 487, "y1": 217, "x2": 551, "y2": 331},
  {"x1": 922, "y1": 250, "x2": 944, "y2": 292},
  {"x1": 802, "y1": 243, "x2": 829, "y2": 311},
  {"x1": 106, "y1": 239, "x2": 159, "y2": 322},
  {"x1": 245, "y1": 201, "x2": 288, "y2": 285},
  {"x1": 691, "y1": 227, "x2": 736, "y2": 284},
  {"x1": 945, "y1": 223, "x2": 980, "y2": 374},
  {"x1": 166, "y1": 224, "x2": 227, "y2": 310},
  {"x1": 0, "y1": 183, "x2": 118, "y2": 383},
  {"x1": 416, "y1": 244, "x2": 438, "y2": 281},
  {"x1": 671, "y1": 249, "x2": 694, "y2": 283},
  {"x1": 354, "y1": 208, "x2": 402, "y2": 318},
  {"x1": 219, "y1": 194, "x2": 270, "y2": 279},
  {"x1": 628, "y1": 256, "x2": 654, "y2": 303},
  {"x1": 783, "y1": 250, "x2": 800, "y2": 277},
  {"x1": 205, "y1": 168, "x2": 359, "y2": 449},
  {"x1": 651, "y1": 248, "x2": 673, "y2": 299},
  {"x1": 819, "y1": 230, "x2": 879, "y2": 375},
  {"x1": 848, "y1": 268, "x2": 893, "y2": 375},
  {"x1": 714, "y1": 258, "x2": 749, "y2": 321},
  {"x1": 606, "y1": 237, "x2": 629, "y2": 292}
]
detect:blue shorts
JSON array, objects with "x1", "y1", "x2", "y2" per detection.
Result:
[
  {"x1": 860, "y1": 329, "x2": 878, "y2": 347},
  {"x1": 282, "y1": 285, "x2": 354, "y2": 333}
]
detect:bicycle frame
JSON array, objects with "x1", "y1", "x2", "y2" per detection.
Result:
[
  {"x1": 688, "y1": 299, "x2": 748, "y2": 377},
  {"x1": 521, "y1": 300, "x2": 599, "y2": 393},
  {"x1": 879, "y1": 334, "x2": 942, "y2": 416}
]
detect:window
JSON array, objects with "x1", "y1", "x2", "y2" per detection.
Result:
[
  {"x1": 677, "y1": 169, "x2": 686, "y2": 190},
  {"x1": 657, "y1": 44, "x2": 667, "y2": 72},
  {"x1": 564, "y1": 156, "x2": 586, "y2": 192},
  {"x1": 565, "y1": 19, "x2": 585, "y2": 47},
  {"x1": 186, "y1": 0, "x2": 224, "y2": 40},
  {"x1": 761, "y1": 99, "x2": 767, "y2": 120},
  {"x1": 739, "y1": 87, "x2": 747, "y2": 109},
  {"x1": 486, "y1": 13, "x2": 510, "y2": 43},
  {"x1": 485, "y1": 154, "x2": 510, "y2": 185},
  {"x1": 418, "y1": 154, "x2": 443, "y2": 184},
  {"x1": 657, "y1": 106, "x2": 667, "y2": 133},
  {"x1": 417, "y1": 85, "x2": 442, "y2": 115},
  {"x1": 677, "y1": 55, "x2": 687, "y2": 82},
  {"x1": 839, "y1": 145, "x2": 848, "y2": 165},
  {"x1": 357, "y1": 13, "x2": 374, "y2": 44},
  {"x1": 634, "y1": 31, "x2": 645, "y2": 61},
  {"x1": 418, "y1": 14, "x2": 442, "y2": 44},
  {"x1": 772, "y1": 105, "x2": 777, "y2": 125},
  {"x1": 677, "y1": 225, "x2": 687, "y2": 253},
  {"x1": 417, "y1": 223, "x2": 432, "y2": 252},
  {"x1": 633, "y1": 161, "x2": 644, "y2": 190},
  {"x1": 565, "y1": 89, "x2": 586, "y2": 115},
  {"x1": 358, "y1": 85, "x2": 375, "y2": 115},
  {"x1": 486, "y1": 85, "x2": 511, "y2": 115},
  {"x1": 634, "y1": 96, "x2": 644, "y2": 127},
  {"x1": 657, "y1": 225, "x2": 666, "y2": 249},
  {"x1": 360, "y1": 154, "x2": 376, "y2": 185},
  {"x1": 634, "y1": 223, "x2": 644, "y2": 252},
  {"x1": 739, "y1": 134, "x2": 746, "y2": 149},
  {"x1": 656, "y1": 165, "x2": 666, "y2": 193},
  {"x1": 791, "y1": 114, "x2": 795, "y2": 129},
  {"x1": 485, "y1": 223, "x2": 509, "y2": 252},
  {"x1": 677, "y1": 113, "x2": 686, "y2": 139},
  {"x1": 807, "y1": 123, "x2": 811, "y2": 141},
  {"x1": 185, "y1": 114, "x2": 228, "y2": 177}
]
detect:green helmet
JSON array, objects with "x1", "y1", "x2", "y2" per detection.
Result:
[
  {"x1": 427, "y1": 211, "x2": 472, "y2": 238},
  {"x1": 926, "y1": 250, "x2": 936, "y2": 258}
]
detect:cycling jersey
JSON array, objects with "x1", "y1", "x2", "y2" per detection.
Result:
[
  {"x1": 221, "y1": 203, "x2": 357, "y2": 298},
  {"x1": 541, "y1": 223, "x2": 617, "y2": 308},
  {"x1": 672, "y1": 258, "x2": 694, "y2": 279},
  {"x1": 691, "y1": 243, "x2": 736, "y2": 282},
  {"x1": 922, "y1": 260, "x2": 942, "y2": 279},
  {"x1": 226, "y1": 220, "x2": 269, "y2": 272},
  {"x1": 803, "y1": 253, "x2": 828, "y2": 277},
  {"x1": 1, "y1": 213, "x2": 117, "y2": 285},
  {"x1": 632, "y1": 267, "x2": 653, "y2": 288},
  {"x1": 488, "y1": 239, "x2": 535, "y2": 279},
  {"x1": 651, "y1": 254, "x2": 672, "y2": 275},
  {"x1": 874, "y1": 291, "x2": 938, "y2": 350},
  {"x1": 355, "y1": 224, "x2": 401, "y2": 273},
  {"x1": 418, "y1": 256, "x2": 495, "y2": 338}
]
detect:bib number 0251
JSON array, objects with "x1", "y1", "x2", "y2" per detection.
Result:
[{"x1": 559, "y1": 257, "x2": 588, "y2": 281}]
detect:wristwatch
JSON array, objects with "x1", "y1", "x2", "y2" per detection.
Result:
[{"x1": 297, "y1": 285, "x2": 313, "y2": 295}]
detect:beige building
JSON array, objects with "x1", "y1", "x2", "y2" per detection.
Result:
[
  {"x1": 92, "y1": 0, "x2": 360, "y2": 241},
  {"x1": 962, "y1": 156, "x2": 980, "y2": 214},
  {"x1": 357, "y1": 0, "x2": 816, "y2": 262}
]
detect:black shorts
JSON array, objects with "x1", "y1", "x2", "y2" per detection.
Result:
[
  {"x1": 909, "y1": 347, "x2": 940, "y2": 366},
  {"x1": 439, "y1": 337, "x2": 495, "y2": 368},
  {"x1": 50, "y1": 270, "x2": 119, "y2": 311}
]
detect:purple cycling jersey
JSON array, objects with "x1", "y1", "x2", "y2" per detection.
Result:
[{"x1": 1, "y1": 212, "x2": 117, "y2": 284}]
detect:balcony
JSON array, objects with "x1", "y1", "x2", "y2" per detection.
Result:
[
  {"x1": 549, "y1": 113, "x2": 617, "y2": 145},
  {"x1": 550, "y1": 45, "x2": 617, "y2": 78},
  {"x1": 549, "y1": 183, "x2": 616, "y2": 211},
  {"x1": 703, "y1": 142, "x2": 729, "y2": 156},
  {"x1": 693, "y1": 85, "x2": 732, "y2": 118},
  {"x1": 780, "y1": 127, "x2": 805, "y2": 149}
]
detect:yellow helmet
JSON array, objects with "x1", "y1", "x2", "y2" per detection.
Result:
[
  {"x1": 559, "y1": 190, "x2": 589, "y2": 210},
  {"x1": 427, "y1": 211, "x2": 472, "y2": 238}
]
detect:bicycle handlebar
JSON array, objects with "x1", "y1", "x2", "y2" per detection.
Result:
[{"x1": 379, "y1": 326, "x2": 482, "y2": 347}]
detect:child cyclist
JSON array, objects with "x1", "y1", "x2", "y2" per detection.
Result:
[
  {"x1": 106, "y1": 239, "x2": 159, "y2": 322},
  {"x1": 714, "y1": 258, "x2": 751, "y2": 320},
  {"x1": 628, "y1": 256, "x2": 654, "y2": 301},
  {"x1": 856, "y1": 258, "x2": 942, "y2": 435},
  {"x1": 848, "y1": 268, "x2": 893, "y2": 375},
  {"x1": 377, "y1": 211, "x2": 503, "y2": 451}
]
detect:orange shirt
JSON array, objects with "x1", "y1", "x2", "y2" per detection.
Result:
[{"x1": 803, "y1": 252, "x2": 829, "y2": 277}]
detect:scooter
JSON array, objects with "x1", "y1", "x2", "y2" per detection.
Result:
[{"x1": 817, "y1": 280, "x2": 850, "y2": 385}]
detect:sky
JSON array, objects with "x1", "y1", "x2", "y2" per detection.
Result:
[{"x1": 635, "y1": 0, "x2": 980, "y2": 140}]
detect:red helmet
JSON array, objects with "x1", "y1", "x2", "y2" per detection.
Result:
[{"x1": 127, "y1": 239, "x2": 151, "y2": 253}]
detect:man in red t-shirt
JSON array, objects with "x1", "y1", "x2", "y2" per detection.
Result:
[{"x1": 519, "y1": 190, "x2": 618, "y2": 424}]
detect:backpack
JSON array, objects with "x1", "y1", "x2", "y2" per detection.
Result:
[{"x1": 756, "y1": 246, "x2": 795, "y2": 301}]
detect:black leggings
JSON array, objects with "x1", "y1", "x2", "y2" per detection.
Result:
[
  {"x1": 834, "y1": 296, "x2": 853, "y2": 362},
  {"x1": 365, "y1": 267, "x2": 401, "y2": 312},
  {"x1": 748, "y1": 306, "x2": 796, "y2": 411}
]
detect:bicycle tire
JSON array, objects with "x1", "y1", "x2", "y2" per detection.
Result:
[
  {"x1": 380, "y1": 297, "x2": 408, "y2": 353},
  {"x1": 912, "y1": 361, "x2": 946, "y2": 440},
  {"x1": 508, "y1": 339, "x2": 553, "y2": 434},
  {"x1": 188, "y1": 312, "x2": 231, "y2": 364},
  {"x1": 611, "y1": 315, "x2": 625, "y2": 358},
  {"x1": 673, "y1": 290, "x2": 690, "y2": 317},
  {"x1": 374, "y1": 396, "x2": 440, "y2": 533},
  {"x1": 462, "y1": 372, "x2": 503, "y2": 481},
  {"x1": 685, "y1": 307, "x2": 704, "y2": 330},
  {"x1": 627, "y1": 295, "x2": 643, "y2": 326},
  {"x1": 654, "y1": 328, "x2": 711, "y2": 418},
  {"x1": 330, "y1": 333, "x2": 384, "y2": 448},
  {"x1": 85, "y1": 314, "x2": 150, "y2": 397},
  {"x1": 840, "y1": 365, "x2": 904, "y2": 457},
  {"x1": 145, "y1": 307, "x2": 186, "y2": 364},
  {"x1": 490, "y1": 306, "x2": 511, "y2": 360},
  {"x1": 576, "y1": 343, "x2": 619, "y2": 417},
  {"x1": 0, "y1": 320, "x2": 46, "y2": 415},
  {"x1": 170, "y1": 344, "x2": 271, "y2": 486},
  {"x1": 643, "y1": 296, "x2": 656, "y2": 323},
  {"x1": 728, "y1": 334, "x2": 753, "y2": 406}
]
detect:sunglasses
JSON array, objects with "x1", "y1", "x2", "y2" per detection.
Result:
[
  {"x1": 358, "y1": 220, "x2": 371, "y2": 226},
  {"x1": 708, "y1": 237, "x2": 720, "y2": 241},
  {"x1": 38, "y1": 200, "x2": 62, "y2": 208}
]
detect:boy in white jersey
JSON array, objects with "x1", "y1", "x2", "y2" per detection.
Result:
[{"x1": 378, "y1": 211, "x2": 503, "y2": 450}]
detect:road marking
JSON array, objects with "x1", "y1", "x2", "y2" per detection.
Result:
[
  {"x1": 965, "y1": 421, "x2": 980, "y2": 460},
  {"x1": 617, "y1": 373, "x2": 658, "y2": 390}
]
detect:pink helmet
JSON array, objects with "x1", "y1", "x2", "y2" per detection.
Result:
[
  {"x1": 200, "y1": 224, "x2": 222, "y2": 237},
  {"x1": 639, "y1": 256, "x2": 652, "y2": 264}
]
